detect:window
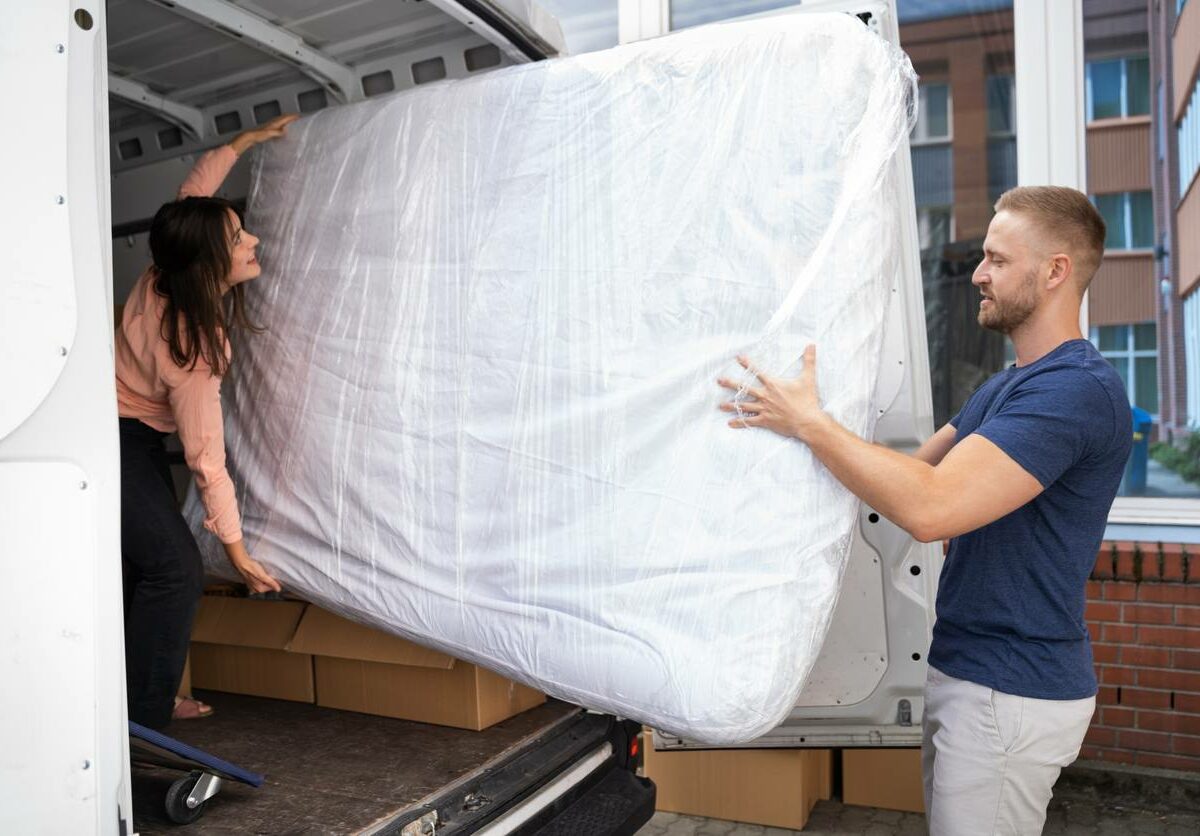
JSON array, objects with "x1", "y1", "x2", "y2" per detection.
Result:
[
  {"x1": 986, "y1": 74, "x2": 1017, "y2": 201},
  {"x1": 1085, "y1": 56, "x2": 1149, "y2": 120},
  {"x1": 911, "y1": 83, "x2": 952, "y2": 144},
  {"x1": 916, "y1": 206, "x2": 953, "y2": 252},
  {"x1": 1093, "y1": 191, "x2": 1154, "y2": 250},
  {"x1": 1181, "y1": 79, "x2": 1200, "y2": 196},
  {"x1": 1091, "y1": 323, "x2": 1158, "y2": 414},
  {"x1": 1187, "y1": 293, "x2": 1200, "y2": 426},
  {"x1": 986, "y1": 74, "x2": 1015, "y2": 136}
]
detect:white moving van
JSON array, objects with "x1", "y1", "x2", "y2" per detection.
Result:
[{"x1": 0, "y1": 1, "x2": 939, "y2": 833}]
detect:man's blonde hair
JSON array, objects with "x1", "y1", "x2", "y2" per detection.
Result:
[{"x1": 994, "y1": 186, "x2": 1107, "y2": 290}]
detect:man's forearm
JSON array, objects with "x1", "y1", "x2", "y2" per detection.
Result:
[
  {"x1": 719, "y1": 348, "x2": 1039, "y2": 541},
  {"x1": 801, "y1": 413, "x2": 939, "y2": 540}
]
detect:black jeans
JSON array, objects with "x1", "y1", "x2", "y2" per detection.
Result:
[{"x1": 120, "y1": 417, "x2": 205, "y2": 729}]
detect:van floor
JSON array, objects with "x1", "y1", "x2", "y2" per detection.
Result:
[{"x1": 130, "y1": 690, "x2": 579, "y2": 834}]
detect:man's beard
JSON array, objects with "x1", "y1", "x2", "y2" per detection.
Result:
[{"x1": 978, "y1": 270, "x2": 1040, "y2": 334}]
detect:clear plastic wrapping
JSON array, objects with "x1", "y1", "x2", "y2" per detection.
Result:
[{"x1": 187, "y1": 12, "x2": 917, "y2": 744}]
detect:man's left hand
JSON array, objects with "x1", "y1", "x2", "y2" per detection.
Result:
[{"x1": 717, "y1": 345, "x2": 826, "y2": 441}]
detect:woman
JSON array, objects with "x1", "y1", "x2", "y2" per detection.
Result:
[{"x1": 115, "y1": 113, "x2": 297, "y2": 728}]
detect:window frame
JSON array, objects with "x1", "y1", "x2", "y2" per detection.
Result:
[
  {"x1": 915, "y1": 204, "x2": 955, "y2": 252},
  {"x1": 1180, "y1": 79, "x2": 1200, "y2": 199},
  {"x1": 1090, "y1": 323, "x2": 1159, "y2": 418},
  {"x1": 1084, "y1": 54, "x2": 1150, "y2": 122},
  {"x1": 1093, "y1": 191, "x2": 1155, "y2": 251},
  {"x1": 911, "y1": 82, "x2": 954, "y2": 146},
  {"x1": 986, "y1": 73, "x2": 1016, "y2": 138}
]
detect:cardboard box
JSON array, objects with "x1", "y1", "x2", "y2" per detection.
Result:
[
  {"x1": 642, "y1": 729, "x2": 832, "y2": 830},
  {"x1": 842, "y1": 748, "x2": 925, "y2": 813},
  {"x1": 190, "y1": 596, "x2": 314, "y2": 702},
  {"x1": 288, "y1": 606, "x2": 545, "y2": 730}
]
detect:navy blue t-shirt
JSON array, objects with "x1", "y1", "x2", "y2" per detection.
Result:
[{"x1": 927, "y1": 339, "x2": 1131, "y2": 700}]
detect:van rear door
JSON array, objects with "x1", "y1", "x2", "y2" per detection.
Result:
[{"x1": 650, "y1": 0, "x2": 941, "y2": 752}]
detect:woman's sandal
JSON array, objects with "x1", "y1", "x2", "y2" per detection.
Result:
[{"x1": 172, "y1": 696, "x2": 214, "y2": 720}]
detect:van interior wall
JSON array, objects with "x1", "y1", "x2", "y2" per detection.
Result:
[{"x1": 108, "y1": 6, "x2": 521, "y2": 303}]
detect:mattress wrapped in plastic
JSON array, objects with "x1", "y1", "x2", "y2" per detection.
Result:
[{"x1": 187, "y1": 12, "x2": 916, "y2": 744}]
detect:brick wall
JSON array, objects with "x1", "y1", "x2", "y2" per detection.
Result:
[{"x1": 1082, "y1": 541, "x2": 1200, "y2": 771}]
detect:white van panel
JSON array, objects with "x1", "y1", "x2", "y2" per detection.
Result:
[{"x1": 0, "y1": 3, "x2": 130, "y2": 833}]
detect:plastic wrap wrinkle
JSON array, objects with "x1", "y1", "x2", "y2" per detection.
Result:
[{"x1": 186, "y1": 13, "x2": 917, "y2": 744}]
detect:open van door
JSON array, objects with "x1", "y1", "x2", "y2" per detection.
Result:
[
  {"x1": 651, "y1": 0, "x2": 942, "y2": 751},
  {"x1": 0, "y1": 3, "x2": 133, "y2": 833}
]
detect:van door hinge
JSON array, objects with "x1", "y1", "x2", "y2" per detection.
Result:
[{"x1": 897, "y1": 699, "x2": 913, "y2": 726}]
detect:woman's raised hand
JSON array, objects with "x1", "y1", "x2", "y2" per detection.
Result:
[{"x1": 230, "y1": 113, "x2": 300, "y2": 156}]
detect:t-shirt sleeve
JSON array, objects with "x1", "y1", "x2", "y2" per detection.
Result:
[{"x1": 971, "y1": 372, "x2": 1116, "y2": 489}]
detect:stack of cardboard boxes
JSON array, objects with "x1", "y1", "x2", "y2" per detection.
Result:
[
  {"x1": 642, "y1": 733, "x2": 924, "y2": 829},
  {"x1": 188, "y1": 592, "x2": 545, "y2": 730},
  {"x1": 189, "y1": 592, "x2": 925, "y2": 825},
  {"x1": 643, "y1": 731, "x2": 834, "y2": 830}
]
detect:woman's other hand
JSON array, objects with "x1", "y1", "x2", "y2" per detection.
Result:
[
  {"x1": 223, "y1": 539, "x2": 283, "y2": 593},
  {"x1": 230, "y1": 113, "x2": 300, "y2": 156},
  {"x1": 234, "y1": 555, "x2": 283, "y2": 594}
]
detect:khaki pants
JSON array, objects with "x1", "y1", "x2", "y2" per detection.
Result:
[{"x1": 922, "y1": 665, "x2": 1095, "y2": 835}]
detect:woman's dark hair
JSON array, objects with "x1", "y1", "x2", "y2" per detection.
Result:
[{"x1": 148, "y1": 196, "x2": 261, "y2": 376}]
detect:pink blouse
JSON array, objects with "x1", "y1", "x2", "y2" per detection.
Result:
[{"x1": 115, "y1": 144, "x2": 244, "y2": 544}]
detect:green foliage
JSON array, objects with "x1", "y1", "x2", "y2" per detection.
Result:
[{"x1": 1150, "y1": 436, "x2": 1200, "y2": 484}]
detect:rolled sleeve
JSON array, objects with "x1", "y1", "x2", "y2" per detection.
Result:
[
  {"x1": 162, "y1": 352, "x2": 243, "y2": 544},
  {"x1": 177, "y1": 144, "x2": 238, "y2": 200}
]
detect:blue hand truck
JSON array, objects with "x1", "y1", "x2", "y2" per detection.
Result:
[{"x1": 129, "y1": 721, "x2": 265, "y2": 824}]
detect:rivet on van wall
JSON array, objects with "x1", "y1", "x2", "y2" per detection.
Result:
[
  {"x1": 79, "y1": 481, "x2": 88, "y2": 490},
  {"x1": 56, "y1": 44, "x2": 65, "y2": 53},
  {"x1": 56, "y1": 195, "x2": 65, "y2": 205}
]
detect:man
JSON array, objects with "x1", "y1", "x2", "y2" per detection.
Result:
[{"x1": 718, "y1": 186, "x2": 1131, "y2": 835}]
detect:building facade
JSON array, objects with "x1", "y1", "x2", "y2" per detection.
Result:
[
  {"x1": 1085, "y1": 1, "x2": 1160, "y2": 432},
  {"x1": 1168, "y1": 0, "x2": 1200, "y2": 428},
  {"x1": 903, "y1": 1, "x2": 1180, "y2": 461}
]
